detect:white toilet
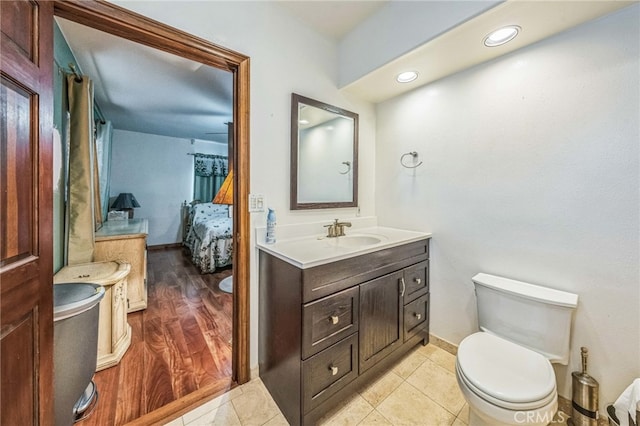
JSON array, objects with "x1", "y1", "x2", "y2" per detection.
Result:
[{"x1": 456, "y1": 273, "x2": 578, "y2": 426}]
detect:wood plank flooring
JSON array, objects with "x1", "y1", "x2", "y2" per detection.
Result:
[{"x1": 78, "y1": 247, "x2": 233, "y2": 425}]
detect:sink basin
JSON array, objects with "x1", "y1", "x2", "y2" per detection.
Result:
[{"x1": 325, "y1": 235, "x2": 384, "y2": 248}]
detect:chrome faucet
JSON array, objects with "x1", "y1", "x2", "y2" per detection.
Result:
[{"x1": 324, "y1": 219, "x2": 352, "y2": 238}]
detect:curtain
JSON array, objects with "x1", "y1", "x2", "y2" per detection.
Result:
[
  {"x1": 193, "y1": 154, "x2": 228, "y2": 202},
  {"x1": 96, "y1": 120, "x2": 113, "y2": 220},
  {"x1": 66, "y1": 74, "x2": 95, "y2": 264}
]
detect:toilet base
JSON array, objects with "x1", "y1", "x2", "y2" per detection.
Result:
[{"x1": 468, "y1": 404, "x2": 558, "y2": 426}]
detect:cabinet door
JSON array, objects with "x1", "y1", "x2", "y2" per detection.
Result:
[{"x1": 359, "y1": 271, "x2": 403, "y2": 373}]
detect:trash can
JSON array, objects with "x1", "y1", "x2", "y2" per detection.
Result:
[{"x1": 53, "y1": 283, "x2": 105, "y2": 426}]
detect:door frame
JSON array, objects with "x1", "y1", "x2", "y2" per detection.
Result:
[{"x1": 52, "y1": 0, "x2": 251, "y2": 421}]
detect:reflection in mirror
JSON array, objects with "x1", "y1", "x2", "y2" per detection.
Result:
[{"x1": 291, "y1": 94, "x2": 358, "y2": 210}]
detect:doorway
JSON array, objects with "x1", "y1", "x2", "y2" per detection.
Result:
[{"x1": 52, "y1": 1, "x2": 250, "y2": 423}]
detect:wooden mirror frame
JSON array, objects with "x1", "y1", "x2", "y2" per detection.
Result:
[
  {"x1": 290, "y1": 93, "x2": 359, "y2": 210},
  {"x1": 52, "y1": 1, "x2": 251, "y2": 423}
]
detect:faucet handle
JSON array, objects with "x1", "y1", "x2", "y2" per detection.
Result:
[{"x1": 324, "y1": 223, "x2": 336, "y2": 237}]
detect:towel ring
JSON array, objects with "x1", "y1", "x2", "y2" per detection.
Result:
[
  {"x1": 400, "y1": 152, "x2": 423, "y2": 169},
  {"x1": 339, "y1": 161, "x2": 351, "y2": 175}
]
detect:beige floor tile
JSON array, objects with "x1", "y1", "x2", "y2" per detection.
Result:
[
  {"x1": 164, "y1": 417, "x2": 184, "y2": 426},
  {"x1": 262, "y1": 413, "x2": 290, "y2": 426},
  {"x1": 182, "y1": 387, "x2": 244, "y2": 424},
  {"x1": 456, "y1": 404, "x2": 469, "y2": 425},
  {"x1": 416, "y1": 343, "x2": 440, "y2": 358},
  {"x1": 405, "y1": 359, "x2": 465, "y2": 415},
  {"x1": 451, "y1": 418, "x2": 467, "y2": 426},
  {"x1": 376, "y1": 382, "x2": 455, "y2": 425},
  {"x1": 184, "y1": 401, "x2": 241, "y2": 426},
  {"x1": 359, "y1": 370, "x2": 404, "y2": 407},
  {"x1": 392, "y1": 349, "x2": 428, "y2": 379},
  {"x1": 358, "y1": 410, "x2": 392, "y2": 425},
  {"x1": 427, "y1": 346, "x2": 457, "y2": 373},
  {"x1": 318, "y1": 394, "x2": 374, "y2": 426},
  {"x1": 231, "y1": 379, "x2": 282, "y2": 426}
]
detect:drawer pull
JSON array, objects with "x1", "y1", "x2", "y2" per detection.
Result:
[
  {"x1": 329, "y1": 315, "x2": 339, "y2": 325},
  {"x1": 414, "y1": 278, "x2": 422, "y2": 285},
  {"x1": 414, "y1": 313, "x2": 422, "y2": 320},
  {"x1": 329, "y1": 365, "x2": 339, "y2": 376}
]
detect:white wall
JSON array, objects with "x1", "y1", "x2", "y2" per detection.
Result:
[
  {"x1": 111, "y1": 1, "x2": 376, "y2": 369},
  {"x1": 376, "y1": 6, "x2": 639, "y2": 409},
  {"x1": 109, "y1": 129, "x2": 226, "y2": 245}
]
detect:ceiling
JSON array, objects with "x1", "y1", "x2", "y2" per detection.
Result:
[
  {"x1": 344, "y1": 1, "x2": 636, "y2": 102},
  {"x1": 56, "y1": 1, "x2": 634, "y2": 142},
  {"x1": 56, "y1": 17, "x2": 233, "y2": 143},
  {"x1": 277, "y1": 0, "x2": 388, "y2": 40}
]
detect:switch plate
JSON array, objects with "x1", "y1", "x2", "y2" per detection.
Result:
[{"x1": 249, "y1": 194, "x2": 265, "y2": 212}]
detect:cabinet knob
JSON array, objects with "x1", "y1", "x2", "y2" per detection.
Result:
[
  {"x1": 414, "y1": 312, "x2": 422, "y2": 320},
  {"x1": 414, "y1": 278, "x2": 422, "y2": 285},
  {"x1": 329, "y1": 365, "x2": 339, "y2": 376},
  {"x1": 329, "y1": 315, "x2": 339, "y2": 325}
]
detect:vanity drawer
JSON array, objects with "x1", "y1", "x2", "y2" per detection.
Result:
[
  {"x1": 403, "y1": 261, "x2": 429, "y2": 303},
  {"x1": 302, "y1": 334, "x2": 358, "y2": 413},
  {"x1": 302, "y1": 286, "x2": 359, "y2": 359},
  {"x1": 302, "y1": 239, "x2": 429, "y2": 303},
  {"x1": 404, "y1": 293, "x2": 429, "y2": 342}
]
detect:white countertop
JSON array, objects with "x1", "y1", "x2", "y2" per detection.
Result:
[
  {"x1": 95, "y1": 218, "x2": 148, "y2": 238},
  {"x1": 256, "y1": 225, "x2": 431, "y2": 269}
]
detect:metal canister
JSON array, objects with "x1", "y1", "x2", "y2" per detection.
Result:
[{"x1": 570, "y1": 347, "x2": 600, "y2": 426}]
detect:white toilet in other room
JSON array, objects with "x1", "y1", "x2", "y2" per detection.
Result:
[{"x1": 456, "y1": 273, "x2": 578, "y2": 426}]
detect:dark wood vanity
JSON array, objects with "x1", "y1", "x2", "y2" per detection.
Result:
[{"x1": 259, "y1": 238, "x2": 430, "y2": 425}]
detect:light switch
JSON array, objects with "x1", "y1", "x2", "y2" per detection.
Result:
[{"x1": 249, "y1": 194, "x2": 265, "y2": 212}]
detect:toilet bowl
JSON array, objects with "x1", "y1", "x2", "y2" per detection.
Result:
[
  {"x1": 456, "y1": 273, "x2": 578, "y2": 426},
  {"x1": 456, "y1": 332, "x2": 558, "y2": 426}
]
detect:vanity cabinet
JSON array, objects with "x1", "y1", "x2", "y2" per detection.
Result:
[
  {"x1": 94, "y1": 219, "x2": 148, "y2": 312},
  {"x1": 259, "y1": 238, "x2": 430, "y2": 426}
]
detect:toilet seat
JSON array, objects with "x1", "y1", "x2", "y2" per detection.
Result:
[{"x1": 457, "y1": 332, "x2": 557, "y2": 410}]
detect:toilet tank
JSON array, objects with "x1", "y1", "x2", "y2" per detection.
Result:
[{"x1": 473, "y1": 273, "x2": 578, "y2": 365}]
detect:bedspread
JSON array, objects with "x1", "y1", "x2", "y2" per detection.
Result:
[{"x1": 184, "y1": 202, "x2": 232, "y2": 273}]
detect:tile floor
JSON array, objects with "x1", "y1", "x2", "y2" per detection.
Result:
[{"x1": 164, "y1": 343, "x2": 570, "y2": 426}]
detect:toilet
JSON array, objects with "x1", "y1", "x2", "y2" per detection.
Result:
[{"x1": 456, "y1": 273, "x2": 578, "y2": 426}]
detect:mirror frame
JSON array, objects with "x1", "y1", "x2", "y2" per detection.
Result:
[{"x1": 290, "y1": 93, "x2": 359, "y2": 210}]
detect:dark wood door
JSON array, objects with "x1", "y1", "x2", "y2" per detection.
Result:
[
  {"x1": 359, "y1": 271, "x2": 403, "y2": 373},
  {"x1": 1, "y1": 1, "x2": 54, "y2": 424}
]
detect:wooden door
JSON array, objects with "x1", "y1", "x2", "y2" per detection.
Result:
[
  {"x1": 358, "y1": 271, "x2": 403, "y2": 373},
  {"x1": 1, "y1": 1, "x2": 54, "y2": 424}
]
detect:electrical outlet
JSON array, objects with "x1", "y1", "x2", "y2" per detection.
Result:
[{"x1": 249, "y1": 194, "x2": 265, "y2": 212}]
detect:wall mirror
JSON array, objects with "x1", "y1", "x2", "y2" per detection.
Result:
[{"x1": 291, "y1": 93, "x2": 359, "y2": 209}]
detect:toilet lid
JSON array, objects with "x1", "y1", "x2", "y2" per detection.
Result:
[{"x1": 457, "y1": 333, "x2": 556, "y2": 404}]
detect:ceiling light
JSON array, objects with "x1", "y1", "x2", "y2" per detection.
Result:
[
  {"x1": 299, "y1": 119, "x2": 309, "y2": 125},
  {"x1": 483, "y1": 25, "x2": 520, "y2": 47},
  {"x1": 396, "y1": 71, "x2": 418, "y2": 83}
]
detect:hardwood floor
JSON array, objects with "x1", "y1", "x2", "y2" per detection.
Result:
[{"x1": 78, "y1": 248, "x2": 233, "y2": 425}]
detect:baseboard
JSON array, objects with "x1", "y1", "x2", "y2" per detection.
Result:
[
  {"x1": 429, "y1": 333, "x2": 458, "y2": 355},
  {"x1": 147, "y1": 242, "x2": 182, "y2": 251}
]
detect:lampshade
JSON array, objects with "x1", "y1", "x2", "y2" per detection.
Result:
[
  {"x1": 213, "y1": 171, "x2": 233, "y2": 205},
  {"x1": 111, "y1": 193, "x2": 141, "y2": 209}
]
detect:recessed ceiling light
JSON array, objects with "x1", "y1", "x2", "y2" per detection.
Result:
[
  {"x1": 396, "y1": 71, "x2": 418, "y2": 83},
  {"x1": 484, "y1": 25, "x2": 520, "y2": 47}
]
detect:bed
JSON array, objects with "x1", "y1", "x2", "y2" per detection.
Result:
[{"x1": 183, "y1": 202, "x2": 233, "y2": 273}]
